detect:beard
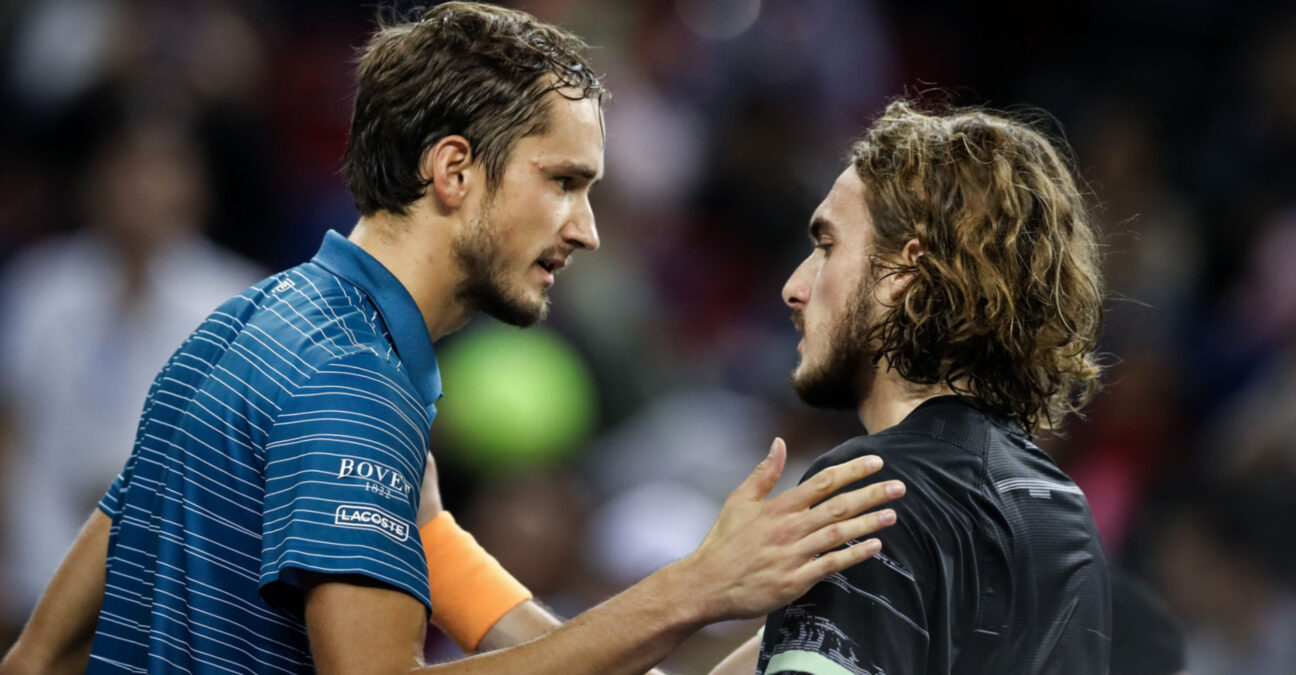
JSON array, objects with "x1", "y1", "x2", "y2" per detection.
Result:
[
  {"x1": 451, "y1": 209, "x2": 549, "y2": 328},
  {"x1": 791, "y1": 287, "x2": 878, "y2": 410}
]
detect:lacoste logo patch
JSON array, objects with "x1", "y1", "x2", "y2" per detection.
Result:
[{"x1": 333, "y1": 504, "x2": 409, "y2": 542}]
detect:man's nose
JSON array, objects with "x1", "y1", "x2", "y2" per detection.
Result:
[
  {"x1": 783, "y1": 257, "x2": 812, "y2": 309},
  {"x1": 564, "y1": 201, "x2": 599, "y2": 251}
]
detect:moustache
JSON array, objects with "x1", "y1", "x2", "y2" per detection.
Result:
[
  {"x1": 539, "y1": 245, "x2": 576, "y2": 265},
  {"x1": 790, "y1": 311, "x2": 805, "y2": 335}
]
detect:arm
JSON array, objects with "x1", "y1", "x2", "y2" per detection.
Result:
[
  {"x1": 474, "y1": 600, "x2": 561, "y2": 652},
  {"x1": 306, "y1": 439, "x2": 903, "y2": 674},
  {"x1": 1, "y1": 509, "x2": 110, "y2": 674},
  {"x1": 474, "y1": 601, "x2": 672, "y2": 675},
  {"x1": 708, "y1": 634, "x2": 760, "y2": 675}
]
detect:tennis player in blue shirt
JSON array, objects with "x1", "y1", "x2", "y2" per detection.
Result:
[{"x1": 2, "y1": 4, "x2": 903, "y2": 674}]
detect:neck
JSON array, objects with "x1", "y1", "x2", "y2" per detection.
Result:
[
  {"x1": 348, "y1": 210, "x2": 471, "y2": 342},
  {"x1": 856, "y1": 361, "x2": 956, "y2": 433}
]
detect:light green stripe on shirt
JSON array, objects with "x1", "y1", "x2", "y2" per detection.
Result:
[{"x1": 765, "y1": 649, "x2": 859, "y2": 675}]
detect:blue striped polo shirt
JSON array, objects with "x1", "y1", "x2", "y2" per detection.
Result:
[{"x1": 89, "y1": 231, "x2": 440, "y2": 673}]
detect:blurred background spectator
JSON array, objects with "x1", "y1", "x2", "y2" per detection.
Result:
[
  {"x1": 1, "y1": 1, "x2": 1293, "y2": 672},
  {"x1": 0, "y1": 116, "x2": 262, "y2": 629}
]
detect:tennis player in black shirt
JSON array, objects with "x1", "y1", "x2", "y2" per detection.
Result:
[{"x1": 710, "y1": 101, "x2": 1111, "y2": 674}]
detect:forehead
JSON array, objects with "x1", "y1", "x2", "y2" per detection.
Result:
[
  {"x1": 811, "y1": 166, "x2": 872, "y2": 240},
  {"x1": 512, "y1": 92, "x2": 605, "y2": 172}
]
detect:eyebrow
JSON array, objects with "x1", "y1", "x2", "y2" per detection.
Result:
[{"x1": 547, "y1": 161, "x2": 602, "y2": 184}]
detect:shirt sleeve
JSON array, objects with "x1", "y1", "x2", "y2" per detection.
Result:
[
  {"x1": 258, "y1": 351, "x2": 432, "y2": 616},
  {"x1": 98, "y1": 472, "x2": 127, "y2": 518},
  {"x1": 98, "y1": 347, "x2": 177, "y2": 519},
  {"x1": 759, "y1": 455, "x2": 978, "y2": 674}
]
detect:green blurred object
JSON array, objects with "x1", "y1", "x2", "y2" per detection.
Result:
[{"x1": 436, "y1": 325, "x2": 597, "y2": 474}]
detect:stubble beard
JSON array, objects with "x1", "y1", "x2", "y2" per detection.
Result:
[
  {"x1": 452, "y1": 209, "x2": 550, "y2": 328},
  {"x1": 791, "y1": 286, "x2": 878, "y2": 410}
]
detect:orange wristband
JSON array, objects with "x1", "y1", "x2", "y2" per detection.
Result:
[{"x1": 419, "y1": 511, "x2": 532, "y2": 651}]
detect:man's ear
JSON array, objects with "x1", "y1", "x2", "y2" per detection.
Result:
[
  {"x1": 878, "y1": 237, "x2": 924, "y2": 306},
  {"x1": 900, "y1": 237, "x2": 923, "y2": 268},
  {"x1": 421, "y1": 135, "x2": 476, "y2": 210}
]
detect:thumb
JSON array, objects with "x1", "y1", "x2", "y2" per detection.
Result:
[{"x1": 733, "y1": 438, "x2": 787, "y2": 502}]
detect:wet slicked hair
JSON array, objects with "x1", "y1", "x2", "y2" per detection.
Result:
[
  {"x1": 853, "y1": 100, "x2": 1104, "y2": 435},
  {"x1": 344, "y1": 2, "x2": 604, "y2": 216}
]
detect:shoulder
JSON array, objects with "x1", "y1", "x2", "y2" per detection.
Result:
[
  {"x1": 235, "y1": 264, "x2": 396, "y2": 374},
  {"x1": 291, "y1": 348, "x2": 419, "y2": 409},
  {"x1": 804, "y1": 430, "x2": 982, "y2": 499},
  {"x1": 802, "y1": 430, "x2": 994, "y2": 558},
  {"x1": 803, "y1": 397, "x2": 1002, "y2": 496}
]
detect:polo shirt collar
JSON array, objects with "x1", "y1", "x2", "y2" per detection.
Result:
[{"x1": 310, "y1": 230, "x2": 443, "y2": 409}]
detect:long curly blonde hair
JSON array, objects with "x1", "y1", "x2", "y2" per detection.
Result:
[{"x1": 852, "y1": 100, "x2": 1104, "y2": 435}]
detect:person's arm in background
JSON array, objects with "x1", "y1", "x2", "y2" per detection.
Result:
[
  {"x1": 708, "y1": 634, "x2": 761, "y2": 675},
  {"x1": 0, "y1": 510, "x2": 110, "y2": 674},
  {"x1": 306, "y1": 439, "x2": 903, "y2": 674}
]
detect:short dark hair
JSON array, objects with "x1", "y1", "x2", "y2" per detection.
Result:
[
  {"x1": 852, "y1": 100, "x2": 1104, "y2": 435},
  {"x1": 344, "y1": 2, "x2": 604, "y2": 216}
]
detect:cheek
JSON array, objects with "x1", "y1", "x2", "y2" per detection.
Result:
[
  {"x1": 514, "y1": 192, "x2": 566, "y2": 242},
  {"x1": 491, "y1": 173, "x2": 555, "y2": 227},
  {"x1": 810, "y1": 260, "x2": 850, "y2": 317},
  {"x1": 811, "y1": 264, "x2": 866, "y2": 343}
]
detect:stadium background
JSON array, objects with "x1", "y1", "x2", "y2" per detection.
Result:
[{"x1": 0, "y1": 0, "x2": 1293, "y2": 672}]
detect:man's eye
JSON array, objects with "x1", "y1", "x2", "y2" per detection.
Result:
[
  {"x1": 556, "y1": 176, "x2": 573, "y2": 191},
  {"x1": 815, "y1": 242, "x2": 833, "y2": 253}
]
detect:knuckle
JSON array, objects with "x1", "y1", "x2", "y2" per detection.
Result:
[
  {"x1": 813, "y1": 470, "x2": 835, "y2": 492},
  {"x1": 780, "y1": 577, "x2": 803, "y2": 596}
]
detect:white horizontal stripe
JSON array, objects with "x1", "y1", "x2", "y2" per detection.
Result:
[{"x1": 995, "y1": 478, "x2": 1084, "y2": 495}]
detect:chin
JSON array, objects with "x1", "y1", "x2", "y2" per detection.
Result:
[
  {"x1": 791, "y1": 353, "x2": 863, "y2": 411},
  {"x1": 485, "y1": 291, "x2": 549, "y2": 327}
]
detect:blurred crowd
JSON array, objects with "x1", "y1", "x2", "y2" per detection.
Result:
[{"x1": 1, "y1": 0, "x2": 1293, "y2": 672}]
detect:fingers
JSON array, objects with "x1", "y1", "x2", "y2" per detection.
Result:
[
  {"x1": 797, "y1": 508, "x2": 896, "y2": 558},
  {"x1": 777, "y1": 454, "x2": 886, "y2": 512},
  {"x1": 797, "y1": 537, "x2": 883, "y2": 584},
  {"x1": 730, "y1": 438, "x2": 787, "y2": 502},
  {"x1": 801, "y1": 478, "x2": 905, "y2": 535}
]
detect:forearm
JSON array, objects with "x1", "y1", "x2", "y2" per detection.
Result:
[
  {"x1": 1, "y1": 509, "x2": 110, "y2": 674},
  {"x1": 474, "y1": 599, "x2": 672, "y2": 675},
  {"x1": 473, "y1": 600, "x2": 561, "y2": 653},
  {"x1": 419, "y1": 559, "x2": 707, "y2": 675}
]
